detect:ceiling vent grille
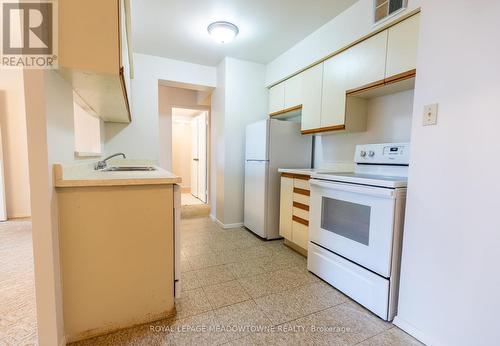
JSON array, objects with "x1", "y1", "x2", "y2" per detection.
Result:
[{"x1": 374, "y1": 0, "x2": 407, "y2": 24}]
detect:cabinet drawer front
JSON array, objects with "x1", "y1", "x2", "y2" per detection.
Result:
[
  {"x1": 293, "y1": 178, "x2": 310, "y2": 190},
  {"x1": 293, "y1": 207, "x2": 309, "y2": 221},
  {"x1": 292, "y1": 221, "x2": 309, "y2": 250},
  {"x1": 293, "y1": 193, "x2": 309, "y2": 206}
]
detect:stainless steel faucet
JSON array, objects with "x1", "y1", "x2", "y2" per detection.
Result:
[{"x1": 95, "y1": 153, "x2": 126, "y2": 170}]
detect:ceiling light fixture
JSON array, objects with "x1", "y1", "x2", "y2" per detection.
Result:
[{"x1": 207, "y1": 21, "x2": 239, "y2": 44}]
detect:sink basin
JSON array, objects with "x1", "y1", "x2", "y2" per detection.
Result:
[{"x1": 102, "y1": 166, "x2": 156, "y2": 172}]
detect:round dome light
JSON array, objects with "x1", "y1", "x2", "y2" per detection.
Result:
[{"x1": 207, "y1": 21, "x2": 239, "y2": 44}]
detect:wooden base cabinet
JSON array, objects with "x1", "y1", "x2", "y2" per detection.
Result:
[
  {"x1": 279, "y1": 174, "x2": 310, "y2": 253},
  {"x1": 57, "y1": 184, "x2": 176, "y2": 342}
]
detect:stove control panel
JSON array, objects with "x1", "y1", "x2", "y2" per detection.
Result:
[{"x1": 354, "y1": 143, "x2": 410, "y2": 165}]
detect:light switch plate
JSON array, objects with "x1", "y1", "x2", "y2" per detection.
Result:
[{"x1": 423, "y1": 103, "x2": 438, "y2": 126}]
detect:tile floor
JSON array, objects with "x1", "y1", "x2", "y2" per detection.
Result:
[
  {"x1": 181, "y1": 193, "x2": 205, "y2": 206},
  {"x1": 73, "y1": 216, "x2": 423, "y2": 345}
]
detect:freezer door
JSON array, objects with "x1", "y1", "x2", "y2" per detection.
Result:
[
  {"x1": 245, "y1": 119, "x2": 269, "y2": 161},
  {"x1": 244, "y1": 161, "x2": 268, "y2": 238}
]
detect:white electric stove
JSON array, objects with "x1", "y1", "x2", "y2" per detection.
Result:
[{"x1": 308, "y1": 142, "x2": 410, "y2": 321}]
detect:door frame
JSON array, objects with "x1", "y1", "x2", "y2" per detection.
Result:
[{"x1": 170, "y1": 106, "x2": 210, "y2": 204}]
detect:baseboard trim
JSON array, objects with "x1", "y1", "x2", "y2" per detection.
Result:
[
  {"x1": 393, "y1": 315, "x2": 440, "y2": 346},
  {"x1": 7, "y1": 214, "x2": 31, "y2": 220},
  {"x1": 212, "y1": 217, "x2": 243, "y2": 229}
]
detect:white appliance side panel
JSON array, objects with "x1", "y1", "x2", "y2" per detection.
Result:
[
  {"x1": 308, "y1": 242, "x2": 390, "y2": 320},
  {"x1": 244, "y1": 161, "x2": 268, "y2": 238},
  {"x1": 245, "y1": 119, "x2": 269, "y2": 161},
  {"x1": 267, "y1": 120, "x2": 312, "y2": 238}
]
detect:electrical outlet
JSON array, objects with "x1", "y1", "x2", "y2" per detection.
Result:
[{"x1": 423, "y1": 103, "x2": 438, "y2": 126}]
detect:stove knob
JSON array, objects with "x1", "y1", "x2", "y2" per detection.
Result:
[
  {"x1": 369, "y1": 151, "x2": 375, "y2": 157},
  {"x1": 360, "y1": 150, "x2": 367, "y2": 157}
]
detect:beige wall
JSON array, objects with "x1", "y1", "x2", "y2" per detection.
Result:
[
  {"x1": 0, "y1": 69, "x2": 31, "y2": 218},
  {"x1": 210, "y1": 58, "x2": 268, "y2": 227},
  {"x1": 23, "y1": 70, "x2": 72, "y2": 346},
  {"x1": 157, "y1": 86, "x2": 209, "y2": 171},
  {"x1": 171, "y1": 117, "x2": 192, "y2": 189}
]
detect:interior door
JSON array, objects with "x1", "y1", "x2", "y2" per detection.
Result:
[
  {"x1": 244, "y1": 160, "x2": 268, "y2": 238},
  {"x1": 190, "y1": 117, "x2": 199, "y2": 198},
  {"x1": 197, "y1": 112, "x2": 207, "y2": 203}
]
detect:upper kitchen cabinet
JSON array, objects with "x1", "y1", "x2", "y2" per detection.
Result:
[
  {"x1": 386, "y1": 13, "x2": 420, "y2": 81},
  {"x1": 269, "y1": 74, "x2": 303, "y2": 117},
  {"x1": 284, "y1": 73, "x2": 303, "y2": 109},
  {"x1": 58, "y1": 0, "x2": 133, "y2": 123},
  {"x1": 268, "y1": 82, "x2": 285, "y2": 115},
  {"x1": 344, "y1": 31, "x2": 388, "y2": 92},
  {"x1": 300, "y1": 63, "x2": 323, "y2": 132}
]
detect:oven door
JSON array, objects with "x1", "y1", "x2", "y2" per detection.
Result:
[{"x1": 309, "y1": 179, "x2": 396, "y2": 277}]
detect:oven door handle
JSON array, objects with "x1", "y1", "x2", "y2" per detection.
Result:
[{"x1": 310, "y1": 179, "x2": 395, "y2": 198}]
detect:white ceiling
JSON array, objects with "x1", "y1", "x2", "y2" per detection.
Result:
[{"x1": 131, "y1": 0, "x2": 357, "y2": 66}]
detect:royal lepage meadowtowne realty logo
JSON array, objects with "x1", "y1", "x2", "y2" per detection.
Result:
[{"x1": 1, "y1": 0, "x2": 57, "y2": 68}]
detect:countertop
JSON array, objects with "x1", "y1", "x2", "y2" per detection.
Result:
[
  {"x1": 54, "y1": 162, "x2": 182, "y2": 188},
  {"x1": 278, "y1": 163, "x2": 355, "y2": 177}
]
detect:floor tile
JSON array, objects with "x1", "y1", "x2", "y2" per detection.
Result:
[
  {"x1": 203, "y1": 280, "x2": 251, "y2": 309},
  {"x1": 357, "y1": 326, "x2": 424, "y2": 346},
  {"x1": 195, "y1": 265, "x2": 235, "y2": 287},
  {"x1": 238, "y1": 266, "x2": 319, "y2": 298},
  {"x1": 181, "y1": 270, "x2": 203, "y2": 291},
  {"x1": 212, "y1": 300, "x2": 274, "y2": 344},
  {"x1": 278, "y1": 301, "x2": 392, "y2": 345},
  {"x1": 174, "y1": 288, "x2": 212, "y2": 320},
  {"x1": 223, "y1": 256, "x2": 272, "y2": 279},
  {"x1": 254, "y1": 281, "x2": 348, "y2": 325}
]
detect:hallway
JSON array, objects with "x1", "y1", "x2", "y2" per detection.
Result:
[{"x1": 72, "y1": 217, "x2": 421, "y2": 345}]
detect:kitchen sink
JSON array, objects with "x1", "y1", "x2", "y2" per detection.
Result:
[{"x1": 102, "y1": 166, "x2": 156, "y2": 172}]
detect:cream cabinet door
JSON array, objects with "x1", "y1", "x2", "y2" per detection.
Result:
[
  {"x1": 345, "y1": 30, "x2": 387, "y2": 90},
  {"x1": 284, "y1": 74, "x2": 303, "y2": 109},
  {"x1": 279, "y1": 177, "x2": 294, "y2": 240},
  {"x1": 301, "y1": 63, "x2": 323, "y2": 131},
  {"x1": 292, "y1": 221, "x2": 308, "y2": 250},
  {"x1": 386, "y1": 14, "x2": 420, "y2": 78},
  {"x1": 321, "y1": 51, "x2": 349, "y2": 128},
  {"x1": 269, "y1": 82, "x2": 285, "y2": 114}
]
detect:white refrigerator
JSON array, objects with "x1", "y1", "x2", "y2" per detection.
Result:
[{"x1": 244, "y1": 119, "x2": 312, "y2": 239}]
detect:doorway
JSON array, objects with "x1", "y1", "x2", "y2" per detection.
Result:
[{"x1": 172, "y1": 108, "x2": 208, "y2": 207}]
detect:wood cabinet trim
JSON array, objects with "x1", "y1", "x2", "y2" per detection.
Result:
[
  {"x1": 301, "y1": 124, "x2": 346, "y2": 135},
  {"x1": 346, "y1": 69, "x2": 416, "y2": 97},
  {"x1": 292, "y1": 215, "x2": 309, "y2": 226},
  {"x1": 267, "y1": 9, "x2": 421, "y2": 89},
  {"x1": 293, "y1": 202, "x2": 310, "y2": 211},
  {"x1": 346, "y1": 79, "x2": 386, "y2": 96},
  {"x1": 270, "y1": 104, "x2": 303, "y2": 117},
  {"x1": 281, "y1": 172, "x2": 310, "y2": 180},
  {"x1": 293, "y1": 187, "x2": 310, "y2": 196},
  {"x1": 384, "y1": 68, "x2": 417, "y2": 85}
]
